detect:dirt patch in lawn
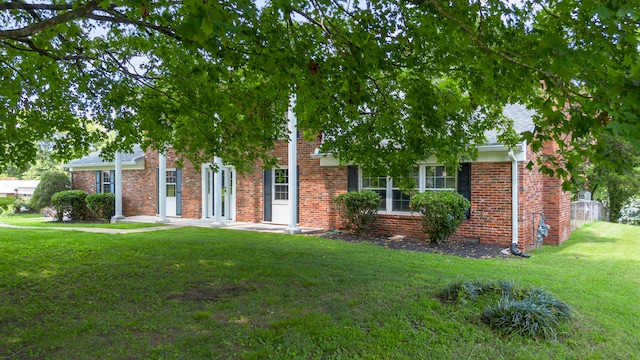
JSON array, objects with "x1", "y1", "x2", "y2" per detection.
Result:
[{"x1": 317, "y1": 232, "x2": 511, "y2": 259}]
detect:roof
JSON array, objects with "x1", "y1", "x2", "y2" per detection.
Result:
[
  {"x1": 0, "y1": 180, "x2": 40, "y2": 195},
  {"x1": 63, "y1": 144, "x2": 146, "y2": 170},
  {"x1": 483, "y1": 103, "x2": 536, "y2": 146}
]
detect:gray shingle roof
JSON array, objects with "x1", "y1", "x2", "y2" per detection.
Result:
[
  {"x1": 63, "y1": 144, "x2": 145, "y2": 168},
  {"x1": 483, "y1": 103, "x2": 536, "y2": 146}
]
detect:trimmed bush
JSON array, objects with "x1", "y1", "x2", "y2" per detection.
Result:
[
  {"x1": 333, "y1": 190, "x2": 381, "y2": 235},
  {"x1": 30, "y1": 170, "x2": 71, "y2": 211},
  {"x1": 409, "y1": 191, "x2": 470, "y2": 243},
  {"x1": 51, "y1": 190, "x2": 90, "y2": 222},
  {"x1": 618, "y1": 196, "x2": 640, "y2": 225},
  {"x1": 86, "y1": 193, "x2": 115, "y2": 221}
]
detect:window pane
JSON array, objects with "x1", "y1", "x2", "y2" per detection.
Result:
[
  {"x1": 166, "y1": 171, "x2": 176, "y2": 184},
  {"x1": 275, "y1": 169, "x2": 288, "y2": 185},
  {"x1": 446, "y1": 177, "x2": 456, "y2": 189},
  {"x1": 392, "y1": 190, "x2": 411, "y2": 212},
  {"x1": 167, "y1": 184, "x2": 176, "y2": 197},
  {"x1": 274, "y1": 184, "x2": 288, "y2": 200},
  {"x1": 377, "y1": 190, "x2": 386, "y2": 211}
]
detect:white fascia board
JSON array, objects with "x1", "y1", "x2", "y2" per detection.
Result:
[
  {"x1": 312, "y1": 141, "x2": 527, "y2": 167},
  {"x1": 64, "y1": 163, "x2": 145, "y2": 171}
]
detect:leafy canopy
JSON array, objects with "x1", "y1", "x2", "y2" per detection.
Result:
[{"x1": 1, "y1": 0, "x2": 638, "y2": 182}]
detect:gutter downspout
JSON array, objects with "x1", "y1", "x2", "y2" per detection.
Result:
[{"x1": 508, "y1": 150, "x2": 530, "y2": 258}]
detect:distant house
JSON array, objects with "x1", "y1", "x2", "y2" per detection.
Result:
[
  {"x1": 0, "y1": 180, "x2": 40, "y2": 198},
  {"x1": 63, "y1": 104, "x2": 572, "y2": 250}
]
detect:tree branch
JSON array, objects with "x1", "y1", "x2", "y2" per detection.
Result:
[{"x1": 0, "y1": 0, "x2": 102, "y2": 40}]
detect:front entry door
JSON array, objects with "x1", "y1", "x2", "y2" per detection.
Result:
[
  {"x1": 206, "y1": 166, "x2": 234, "y2": 220},
  {"x1": 271, "y1": 167, "x2": 290, "y2": 224},
  {"x1": 166, "y1": 170, "x2": 178, "y2": 217}
]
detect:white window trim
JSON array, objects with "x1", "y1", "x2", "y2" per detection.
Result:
[
  {"x1": 360, "y1": 165, "x2": 458, "y2": 215},
  {"x1": 273, "y1": 166, "x2": 289, "y2": 204}
]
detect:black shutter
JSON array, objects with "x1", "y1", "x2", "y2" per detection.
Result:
[
  {"x1": 347, "y1": 166, "x2": 359, "y2": 192},
  {"x1": 95, "y1": 171, "x2": 101, "y2": 194},
  {"x1": 109, "y1": 170, "x2": 115, "y2": 193},
  {"x1": 263, "y1": 170, "x2": 272, "y2": 221},
  {"x1": 176, "y1": 169, "x2": 182, "y2": 216},
  {"x1": 457, "y1": 162, "x2": 472, "y2": 219}
]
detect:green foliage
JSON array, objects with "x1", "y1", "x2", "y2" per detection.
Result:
[
  {"x1": 12, "y1": 196, "x2": 32, "y2": 213},
  {"x1": 85, "y1": 193, "x2": 115, "y2": 221},
  {"x1": 482, "y1": 288, "x2": 572, "y2": 339},
  {"x1": 409, "y1": 191, "x2": 470, "y2": 243},
  {"x1": 0, "y1": 196, "x2": 14, "y2": 210},
  {"x1": 618, "y1": 196, "x2": 640, "y2": 226},
  {"x1": 1, "y1": 1, "x2": 639, "y2": 187},
  {"x1": 333, "y1": 190, "x2": 381, "y2": 235},
  {"x1": 440, "y1": 281, "x2": 572, "y2": 339},
  {"x1": 30, "y1": 170, "x2": 71, "y2": 211},
  {"x1": 51, "y1": 190, "x2": 90, "y2": 222}
]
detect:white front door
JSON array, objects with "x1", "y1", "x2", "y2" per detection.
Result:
[
  {"x1": 271, "y1": 167, "x2": 290, "y2": 224},
  {"x1": 166, "y1": 169, "x2": 177, "y2": 217},
  {"x1": 206, "y1": 166, "x2": 234, "y2": 220}
]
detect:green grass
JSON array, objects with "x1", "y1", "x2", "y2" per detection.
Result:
[
  {"x1": 0, "y1": 221, "x2": 638, "y2": 359},
  {"x1": 0, "y1": 214, "x2": 163, "y2": 229}
]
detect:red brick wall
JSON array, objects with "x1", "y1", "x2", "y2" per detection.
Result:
[{"x1": 71, "y1": 148, "x2": 203, "y2": 218}]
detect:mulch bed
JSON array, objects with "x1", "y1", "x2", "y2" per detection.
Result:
[{"x1": 317, "y1": 232, "x2": 511, "y2": 259}]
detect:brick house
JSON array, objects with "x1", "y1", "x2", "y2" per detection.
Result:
[{"x1": 63, "y1": 104, "x2": 572, "y2": 250}]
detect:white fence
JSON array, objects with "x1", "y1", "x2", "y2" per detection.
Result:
[{"x1": 571, "y1": 200, "x2": 609, "y2": 231}]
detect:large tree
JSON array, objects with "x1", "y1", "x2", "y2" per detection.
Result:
[{"x1": 1, "y1": 0, "x2": 638, "y2": 182}]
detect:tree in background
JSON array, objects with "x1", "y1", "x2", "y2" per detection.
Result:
[
  {"x1": 30, "y1": 171, "x2": 72, "y2": 211},
  {"x1": 0, "y1": 1, "x2": 638, "y2": 184},
  {"x1": 583, "y1": 134, "x2": 640, "y2": 222}
]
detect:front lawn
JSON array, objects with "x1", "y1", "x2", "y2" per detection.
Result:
[
  {"x1": 0, "y1": 222, "x2": 638, "y2": 359},
  {"x1": 0, "y1": 214, "x2": 163, "y2": 229}
]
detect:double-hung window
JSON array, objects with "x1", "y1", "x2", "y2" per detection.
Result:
[
  {"x1": 101, "y1": 171, "x2": 113, "y2": 193},
  {"x1": 361, "y1": 165, "x2": 457, "y2": 213}
]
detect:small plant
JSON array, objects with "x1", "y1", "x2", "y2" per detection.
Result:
[
  {"x1": 333, "y1": 190, "x2": 381, "y2": 235},
  {"x1": 438, "y1": 280, "x2": 572, "y2": 339},
  {"x1": 51, "y1": 190, "x2": 90, "y2": 222},
  {"x1": 618, "y1": 196, "x2": 640, "y2": 225},
  {"x1": 30, "y1": 170, "x2": 71, "y2": 211},
  {"x1": 482, "y1": 288, "x2": 572, "y2": 339},
  {"x1": 409, "y1": 191, "x2": 470, "y2": 243},
  {"x1": 86, "y1": 193, "x2": 115, "y2": 221}
]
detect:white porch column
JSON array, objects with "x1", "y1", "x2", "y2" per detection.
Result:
[
  {"x1": 285, "y1": 98, "x2": 301, "y2": 234},
  {"x1": 156, "y1": 151, "x2": 169, "y2": 223},
  {"x1": 211, "y1": 157, "x2": 225, "y2": 227},
  {"x1": 201, "y1": 163, "x2": 208, "y2": 220},
  {"x1": 110, "y1": 149, "x2": 125, "y2": 223}
]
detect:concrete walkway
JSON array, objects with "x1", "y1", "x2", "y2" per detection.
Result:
[{"x1": 0, "y1": 216, "x2": 324, "y2": 235}]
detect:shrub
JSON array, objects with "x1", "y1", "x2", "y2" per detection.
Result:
[
  {"x1": 409, "y1": 191, "x2": 470, "y2": 243},
  {"x1": 51, "y1": 190, "x2": 90, "y2": 222},
  {"x1": 85, "y1": 193, "x2": 115, "y2": 221},
  {"x1": 618, "y1": 196, "x2": 640, "y2": 225},
  {"x1": 13, "y1": 196, "x2": 33, "y2": 213},
  {"x1": 30, "y1": 170, "x2": 71, "y2": 211},
  {"x1": 333, "y1": 190, "x2": 381, "y2": 235}
]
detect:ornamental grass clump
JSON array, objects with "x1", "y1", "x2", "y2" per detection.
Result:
[
  {"x1": 333, "y1": 190, "x2": 381, "y2": 235},
  {"x1": 409, "y1": 191, "x2": 470, "y2": 243},
  {"x1": 438, "y1": 280, "x2": 572, "y2": 340}
]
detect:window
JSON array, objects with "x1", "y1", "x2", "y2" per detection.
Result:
[
  {"x1": 361, "y1": 173, "x2": 387, "y2": 210},
  {"x1": 361, "y1": 165, "x2": 457, "y2": 213},
  {"x1": 166, "y1": 170, "x2": 176, "y2": 197},
  {"x1": 274, "y1": 168, "x2": 288, "y2": 201},
  {"x1": 392, "y1": 167, "x2": 419, "y2": 212},
  {"x1": 102, "y1": 171, "x2": 112, "y2": 193}
]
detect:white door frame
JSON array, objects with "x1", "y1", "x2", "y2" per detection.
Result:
[
  {"x1": 271, "y1": 166, "x2": 290, "y2": 224},
  {"x1": 204, "y1": 164, "x2": 235, "y2": 220}
]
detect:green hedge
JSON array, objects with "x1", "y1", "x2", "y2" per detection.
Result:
[
  {"x1": 409, "y1": 191, "x2": 470, "y2": 243},
  {"x1": 86, "y1": 193, "x2": 115, "y2": 221},
  {"x1": 333, "y1": 190, "x2": 380, "y2": 235},
  {"x1": 51, "y1": 190, "x2": 90, "y2": 222}
]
